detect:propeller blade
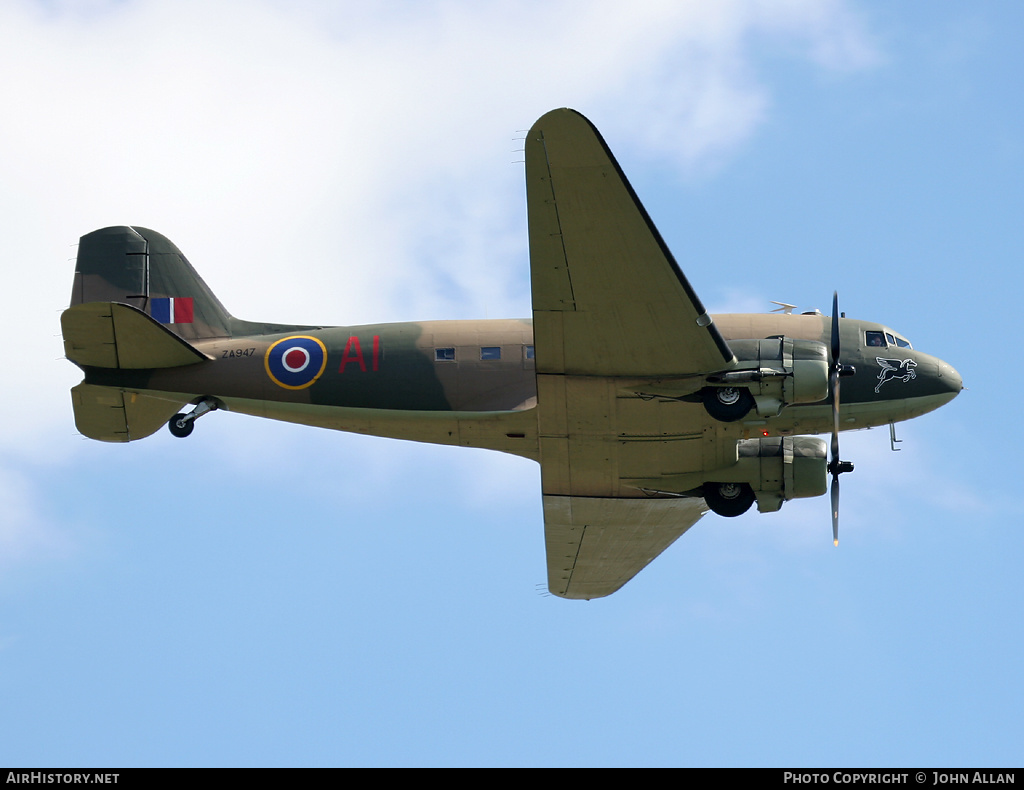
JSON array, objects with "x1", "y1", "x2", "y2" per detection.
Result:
[
  {"x1": 830, "y1": 289, "x2": 842, "y2": 466},
  {"x1": 831, "y1": 291, "x2": 841, "y2": 367},
  {"x1": 831, "y1": 474, "x2": 840, "y2": 546},
  {"x1": 827, "y1": 291, "x2": 852, "y2": 546},
  {"x1": 831, "y1": 369, "x2": 840, "y2": 460}
]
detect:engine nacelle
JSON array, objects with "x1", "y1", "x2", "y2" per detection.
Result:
[
  {"x1": 703, "y1": 337, "x2": 829, "y2": 420},
  {"x1": 702, "y1": 436, "x2": 827, "y2": 517},
  {"x1": 739, "y1": 435, "x2": 827, "y2": 512}
]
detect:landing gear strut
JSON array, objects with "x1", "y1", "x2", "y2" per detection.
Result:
[{"x1": 168, "y1": 398, "x2": 219, "y2": 438}]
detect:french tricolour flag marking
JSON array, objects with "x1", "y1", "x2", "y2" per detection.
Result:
[{"x1": 151, "y1": 297, "x2": 194, "y2": 324}]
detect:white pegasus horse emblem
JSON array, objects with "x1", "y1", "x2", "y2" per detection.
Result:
[{"x1": 875, "y1": 357, "x2": 917, "y2": 393}]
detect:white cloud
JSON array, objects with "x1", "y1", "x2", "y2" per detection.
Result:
[
  {"x1": 0, "y1": 0, "x2": 878, "y2": 561},
  {"x1": 0, "y1": 0, "x2": 881, "y2": 318}
]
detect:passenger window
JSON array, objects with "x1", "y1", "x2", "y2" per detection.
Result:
[
  {"x1": 435, "y1": 347, "x2": 455, "y2": 361},
  {"x1": 480, "y1": 347, "x2": 501, "y2": 360},
  {"x1": 865, "y1": 331, "x2": 886, "y2": 348},
  {"x1": 525, "y1": 345, "x2": 535, "y2": 360}
]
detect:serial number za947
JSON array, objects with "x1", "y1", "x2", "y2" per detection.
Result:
[{"x1": 222, "y1": 348, "x2": 257, "y2": 358}]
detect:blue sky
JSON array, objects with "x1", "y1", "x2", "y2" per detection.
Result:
[{"x1": 1, "y1": 0, "x2": 1021, "y2": 767}]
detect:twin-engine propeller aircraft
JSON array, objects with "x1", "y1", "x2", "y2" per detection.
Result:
[{"x1": 61, "y1": 109, "x2": 962, "y2": 599}]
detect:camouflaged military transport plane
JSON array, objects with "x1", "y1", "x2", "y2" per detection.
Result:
[{"x1": 60, "y1": 108, "x2": 962, "y2": 599}]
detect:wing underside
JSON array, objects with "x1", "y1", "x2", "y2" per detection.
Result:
[
  {"x1": 527, "y1": 109, "x2": 731, "y2": 598},
  {"x1": 527, "y1": 109, "x2": 734, "y2": 378},
  {"x1": 544, "y1": 495, "x2": 706, "y2": 599}
]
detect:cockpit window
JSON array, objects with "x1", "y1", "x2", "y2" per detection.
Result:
[{"x1": 867, "y1": 330, "x2": 913, "y2": 349}]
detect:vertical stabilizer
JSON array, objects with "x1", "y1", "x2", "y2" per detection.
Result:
[{"x1": 71, "y1": 226, "x2": 233, "y2": 341}]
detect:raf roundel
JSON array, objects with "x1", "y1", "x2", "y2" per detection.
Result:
[{"x1": 265, "y1": 336, "x2": 328, "y2": 390}]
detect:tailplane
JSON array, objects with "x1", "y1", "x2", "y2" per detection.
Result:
[
  {"x1": 60, "y1": 301, "x2": 207, "y2": 441},
  {"x1": 64, "y1": 225, "x2": 226, "y2": 442},
  {"x1": 61, "y1": 302, "x2": 209, "y2": 369},
  {"x1": 62, "y1": 225, "x2": 315, "y2": 442},
  {"x1": 70, "y1": 384, "x2": 185, "y2": 443}
]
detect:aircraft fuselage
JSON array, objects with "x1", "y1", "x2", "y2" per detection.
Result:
[{"x1": 78, "y1": 310, "x2": 961, "y2": 476}]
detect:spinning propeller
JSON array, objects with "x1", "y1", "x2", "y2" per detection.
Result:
[{"x1": 827, "y1": 292, "x2": 856, "y2": 545}]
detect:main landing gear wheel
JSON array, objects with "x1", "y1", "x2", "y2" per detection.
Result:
[
  {"x1": 168, "y1": 413, "x2": 194, "y2": 438},
  {"x1": 703, "y1": 482, "x2": 756, "y2": 517},
  {"x1": 701, "y1": 386, "x2": 754, "y2": 422}
]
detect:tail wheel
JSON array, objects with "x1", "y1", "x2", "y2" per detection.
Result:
[
  {"x1": 701, "y1": 386, "x2": 754, "y2": 422},
  {"x1": 704, "y1": 482, "x2": 755, "y2": 517},
  {"x1": 168, "y1": 413, "x2": 194, "y2": 438}
]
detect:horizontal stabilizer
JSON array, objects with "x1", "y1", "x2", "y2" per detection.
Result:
[
  {"x1": 61, "y1": 302, "x2": 209, "y2": 369},
  {"x1": 70, "y1": 384, "x2": 186, "y2": 442}
]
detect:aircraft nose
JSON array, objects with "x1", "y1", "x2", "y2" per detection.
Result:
[{"x1": 937, "y1": 360, "x2": 963, "y2": 395}]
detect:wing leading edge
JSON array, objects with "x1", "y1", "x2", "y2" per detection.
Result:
[{"x1": 527, "y1": 109, "x2": 730, "y2": 598}]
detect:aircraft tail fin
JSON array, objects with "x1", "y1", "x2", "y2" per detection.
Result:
[{"x1": 71, "y1": 226, "x2": 234, "y2": 342}]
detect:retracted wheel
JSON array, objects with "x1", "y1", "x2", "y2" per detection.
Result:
[
  {"x1": 701, "y1": 386, "x2": 755, "y2": 422},
  {"x1": 703, "y1": 481, "x2": 756, "y2": 517}
]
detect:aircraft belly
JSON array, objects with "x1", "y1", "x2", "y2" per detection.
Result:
[
  {"x1": 96, "y1": 383, "x2": 541, "y2": 459},
  {"x1": 537, "y1": 375, "x2": 718, "y2": 499},
  {"x1": 222, "y1": 398, "x2": 540, "y2": 459},
  {"x1": 533, "y1": 372, "x2": 954, "y2": 500}
]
